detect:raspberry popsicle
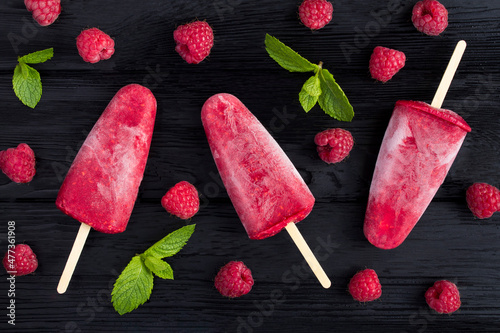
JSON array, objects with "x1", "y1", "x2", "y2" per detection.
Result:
[
  {"x1": 202, "y1": 93, "x2": 330, "y2": 288},
  {"x1": 57, "y1": 84, "x2": 157, "y2": 293},
  {"x1": 364, "y1": 41, "x2": 469, "y2": 249}
]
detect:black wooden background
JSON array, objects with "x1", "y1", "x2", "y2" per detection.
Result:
[{"x1": 1, "y1": 0, "x2": 499, "y2": 332}]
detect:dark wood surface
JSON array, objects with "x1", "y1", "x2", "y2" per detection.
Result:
[{"x1": 1, "y1": 0, "x2": 500, "y2": 332}]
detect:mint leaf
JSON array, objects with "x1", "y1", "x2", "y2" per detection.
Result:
[
  {"x1": 299, "y1": 75, "x2": 321, "y2": 112},
  {"x1": 13, "y1": 63, "x2": 42, "y2": 109},
  {"x1": 265, "y1": 34, "x2": 318, "y2": 73},
  {"x1": 143, "y1": 255, "x2": 169, "y2": 272},
  {"x1": 144, "y1": 224, "x2": 195, "y2": 259},
  {"x1": 143, "y1": 256, "x2": 173, "y2": 279},
  {"x1": 111, "y1": 256, "x2": 154, "y2": 315},
  {"x1": 318, "y1": 69, "x2": 354, "y2": 122},
  {"x1": 18, "y1": 48, "x2": 53, "y2": 64},
  {"x1": 299, "y1": 90, "x2": 318, "y2": 113},
  {"x1": 152, "y1": 263, "x2": 174, "y2": 280},
  {"x1": 302, "y1": 75, "x2": 322, "y2": 96}
]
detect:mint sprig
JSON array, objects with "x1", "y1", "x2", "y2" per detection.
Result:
[
  {"x1": 111, "y1": 224, "x2": 195, "y2": 315},
  {"x1": 12, "y1": 48, "x2": 53, "y2": 109},
  {"x1": 265, "y1": 34, "x2": 354, "y2": 122}
]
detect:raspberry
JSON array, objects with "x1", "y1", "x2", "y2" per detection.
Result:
[
  {"x1": 0, "y1": 143, "x2": 36, "y2": 183},
  {"x1": 315, "y1": 128, "x2": 354, "y2": 164},
  {"x1": 425, "y1": 280, "x2": 461, "y2": 314},
  {"x1": 348, "y1": 268, "x2": 382, "y2": 302},
  {"x1": 466, "y1": 183, "x2": 500, "y2": 219},
  {"x1": 369, "y1": 46, "x2": 406, "y2": 83},
  {"x1": 3, "y1": 244, "x2": 38, "y2": 276},
  {"x1": 214, "y1": 261, "x2": 254, "y2": 298},
  {"x1": 412, "y1": 0, "x2": 448, "y2": 36},
  {"x1": 298, "y1": 0, "x2": 333, "y2": 30},
  {"x1": 24, "y1": 0, "x2": 61, "y2": 27},
  {"x1": 161, "y1": 181, "x2": 200, "y2": 219},
  {"x1": 76, "y1": 28, "x2": 115, "y2": 64},
  {"x1": 173, "y1": 21, "x2": 214, "y2": 64}
]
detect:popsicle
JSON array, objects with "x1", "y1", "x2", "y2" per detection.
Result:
[
  {"x1": 202, "y1": 93, "x2": 330, "y2": 288},
  {"x1": 364, "y1": 41, "x2": 469, "y2": 249},
  {"x1": 56, "y1": 84, "x2": 157, "y2": 293}
]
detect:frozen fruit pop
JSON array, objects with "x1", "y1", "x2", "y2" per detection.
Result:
[
  {"x1": 364, "y1": 101, "x2": 471, "y2": 249},
  {"x1": 57, "y1": 84, "x2": 157, "y2": 293},
  {"x1": 202, "y1": 93, "x2": 314, "y2": 239},
  {"x1": 364, "y1": 41, "x2": 469, "y2": 249},
  {"x1": 202, "y1": 93, "x2": 330, "y2": 288}
]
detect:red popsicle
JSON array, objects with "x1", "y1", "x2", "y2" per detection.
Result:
[{"x1": 57, "y1": 84, "x2": 157, "y2": 293}]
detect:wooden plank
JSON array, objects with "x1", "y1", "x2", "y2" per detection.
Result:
[{"x1": 1, "y1": 0, "x2": 500, "y2": 331}]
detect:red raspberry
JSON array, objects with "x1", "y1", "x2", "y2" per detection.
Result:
[
  {"x1": 174, "y1": 21, "x2": 214, "y2": 64},
  {"x1": 161, "y1": 181, "x2": 200, "y2": 219},
  {"x1": 3, "y1": 244, "x2": 38, "y2": 276},
  {"x1": 214, "y1": 261, "x2": 254, "y2": 298},
  {"x1": 299, "y1": 0, "x2": 333, "y2": 30},
  {"x1": 425, "y1": 280, "x2": 461, "y2": 314},
  {"x1": 348, "y1": 268, "x2": 382, "y2": 302},
  {"x1": 369, "y1": 46, "x2": 406, "y2": 83},
  {"x1": 466, "y1": 183, "x2": 500, "y2": 219},
  {"x1": 315, "y1": 128, "x2": 354, "y2": 164},
  {"x1": 0, "y1": 143, "x2": 36, "y2": 183},
  {"x1": 76, "y1": 28, "x2": 115, "y2": 64},
  {"x1": 24, "y1": 0, "x2": 61, "y2": 27},
  {"x1": 412, "y1": 0, "x2": 448, "y2": 36}
]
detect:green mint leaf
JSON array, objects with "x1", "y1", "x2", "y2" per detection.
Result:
[
  {"x1": 299, "y1": 76, "x2": 321, "y2": 112},
  {"x1": 13, "y1": 63, "x2": 42, "y2": 109},
  {"x1": 299, "y1": 90, "x2": 318, "y2": 113},
  {"x1": 18, "y1": 48, "x2": 54, "y2": 64},
  {"x1": 143, "y1": 224, "x2": 195, "y2": 259},
  {"x1": 112, "y1": 255, "x2": 154, "y2": 315},
  {"x1": 265, "y1": 34, "x2": 318, "y2": 73},
  {"x1": 152, "y1": 263, "x2": 174, "y2": 280},
  {"x1": 302, "y1": 75, "x2": 322, "y2": 97},
  {"x1": 318, "y1": 68, "x2": 354, "y2": 121},
  {"x1": 143, "y1": 255, "x2": 169, "y2": 272},
  {"x1": 20, "y1": 62, "x2": 29, "y2": 79}
]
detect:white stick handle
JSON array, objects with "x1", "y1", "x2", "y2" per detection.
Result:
[
  {"x1": 285, "y1": 223, "x2": 331, "y2": 289},
  {"x1": 431, "y1": 40, "x2": 467, "y2": 109},
  {"x1": 57, "y1": 223, "x2": 91, "y2": 294}
]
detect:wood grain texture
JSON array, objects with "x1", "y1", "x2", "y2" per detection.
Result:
[{"x1": 1, "y1": 0, "x2": 500, "y2": 332}]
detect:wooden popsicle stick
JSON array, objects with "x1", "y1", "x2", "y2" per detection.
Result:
[
  {"x1": 285, "y1": 223, "x2": 331, "y2": 289},
  {"x1": 57, "y1": 223, "x2": 92, "y2": 294},
  {"x1": 431, "y1": 40, "x2": 467, "y2": 109}
]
